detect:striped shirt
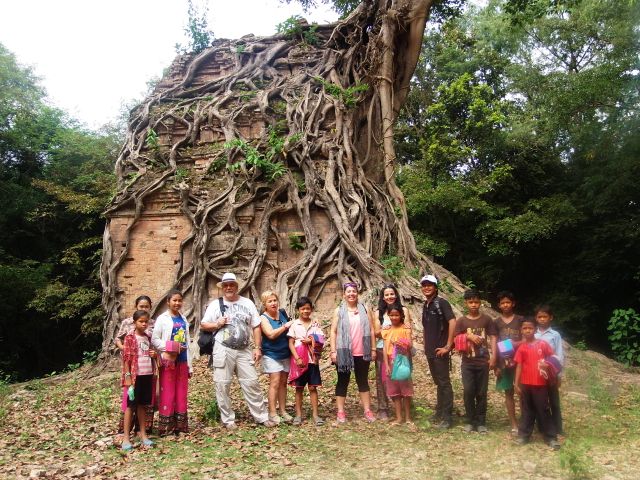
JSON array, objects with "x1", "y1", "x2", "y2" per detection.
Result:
[{"x1": 514, "y1": 340, "x2": 553, "y2": 386}]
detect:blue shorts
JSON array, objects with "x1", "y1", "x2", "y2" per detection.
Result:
[{"x1": 293, "y1": 363, "x2": 321, "y2": 388}]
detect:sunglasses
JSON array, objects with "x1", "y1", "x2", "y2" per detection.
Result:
[{"x1": 343, "y1": 282, "x2": 359, "y2": 291}]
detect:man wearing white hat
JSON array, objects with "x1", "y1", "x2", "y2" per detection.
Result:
[
  {"x1": 201, "y1": 272, "x2": 275, "y2": 429},
  {"x1": 420, "y1": 274, "x2": 456, "y2": 429}
]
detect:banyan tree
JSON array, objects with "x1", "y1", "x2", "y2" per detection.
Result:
[{"x1": 100, "y1": 0, "x2": 464, "y2": 354}]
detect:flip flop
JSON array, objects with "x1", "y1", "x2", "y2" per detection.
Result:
[
  {"x1": 141, "y1": 439, "x2": 154, "y2": 447},
  {"x1": 121, "y1": 442, "x2": 133, "y2": 451}
]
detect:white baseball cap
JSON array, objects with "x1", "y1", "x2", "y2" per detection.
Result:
[{"x1": 420, "y1": 274, "x2": 438, "y2": 286}]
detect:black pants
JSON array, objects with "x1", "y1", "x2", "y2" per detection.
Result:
[
  {"x1": 519, "y1": 384, "x2": 556, "y2": 441},
  {"x1": 461, "y1": 363, "x2": 489, "y2": 427},
  {"x1": 335, "y1": 356, "x2": 371, "y2": 397},
  {"x1": 549, "y1": 384, "x2": 563, "y2": 434},
  {"x1": 427, "y1": 356, "x2": 453, "y2": 422},
  {"x1": 536, "y1": 383, "x2": 563, "y2": 435}
]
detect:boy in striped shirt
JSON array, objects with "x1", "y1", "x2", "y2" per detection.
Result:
[{"x1": 514, "y1": 318, "x2": 560, "y2": 449}]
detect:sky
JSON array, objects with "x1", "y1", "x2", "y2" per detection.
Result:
[{"x1": 0, "y1": 0, "x2": 338, "y2": 129}]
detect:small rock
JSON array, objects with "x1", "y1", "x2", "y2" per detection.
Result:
[
  {"x1": 29, "y1": 470, "x2": 45, "y2": 479},
  {"x1": 522, "y1": 461, "x2": 536, "y2": 474},
  {"x1": 481, "y1": 474, "x2": 491, "y2": 479},
  {"x1": 86, "y1": 465, "x2": 101, "y2": 475},
  {"x1": 71, "y1": 468, "x2": 86, "y2": 477},
  {"x1": 602, "y1": 476, "x2": 618, "y2": 480}
]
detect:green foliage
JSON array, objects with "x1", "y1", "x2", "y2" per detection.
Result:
[
  {"x1": 0, "y1": 42, "x2": 119, "y2": 380},
  {"x1": 224, "y1": 127, "x2": 296, "y2": 181},
  {"x1": 397, "y1": 0, "x2": 640, "y2": 345},
  {"x1": 380, "y1": 254, "x2": 405, "y2": 282},
  {"x1": 276, "y1": 15, "x2": 319, "y2": 45},
  {"x1": 146, "y1": 128, "x2": 159, "y2": 150},
  {"x1": 174, "y1": 167, "x2": 190, "y2": 183},
  {"x1": 90, "y1": 386, "x2": 114, "y2": 418},
  {"x1": 288, "y1": 233, "x2": 306, "y2": 251},
  {"x1": 608, "y1": 308, "x2": 640, "y2": 366},
  {"x1": 559, "y1": 439, "x2": 593, "y2": 480},
  {"x1": 573, "y1": 340, "x2": 587, "y2": 351},
  {"x1": 316, "y1": 77, "x2": 368, "y2": 108},
  {"x1": 175, "y1": 0, "x2": 214, "y2": 55},
  {"x1": 203, "y1": 398, "x2": 220, "y2": 424}
]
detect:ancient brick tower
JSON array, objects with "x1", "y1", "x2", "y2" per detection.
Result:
[{"x1": 100, "y1": 3, "x2": 461, "y2": 355}]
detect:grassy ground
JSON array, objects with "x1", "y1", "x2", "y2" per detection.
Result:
[{"x1": 1, "y1": 345, "x2": 639, "y2": 479}]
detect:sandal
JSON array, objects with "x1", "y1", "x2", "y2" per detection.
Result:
[
  {"x1": 141, "y1": 438, "x2": 154, "y2": 447},
  {"x1": 121, "y1": 442, "x2": 133, "y2": 451},
  {"x1": 313, "y1": 417, "x2": 325, "y2": 426}
]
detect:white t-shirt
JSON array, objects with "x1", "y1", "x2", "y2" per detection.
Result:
[{"x1": 202, "y1": 295, "x2": 260, "y2": 349}]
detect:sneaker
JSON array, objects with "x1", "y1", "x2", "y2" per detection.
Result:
[
  {"x1": 292, "y1": 416, "x2": 302, "y2": 426},
  {"x1": 464, "y1": 424, "x2": 475, "y2": 433},
  {"x1": 280, "y1": 413, "x2": 294, "y2": 423},
  {"x1": 224, "y1": 422, "x2": 238, "y2": 431},
  {"x1": 477, "y1": 425, "x2": 488, "y2": 434},
  {"x1": 336, "y1": 411, "x2": 347, "y2": 423},
  {"x1": 515, "y1": 436, "x2": 529, "y2": 445},
  {"x1": 547, "y1": 439, "x2": 561, "y2": 450},
  {"x1": 268, "y1": 414, "x2": 281, "y2": 425},
  {"x1": 364, "y1": 410, "x2": 376, "y2": 423},
  {"x1": 313, "y1": 416, "x2": 325, "y2": 426},
  {"x1": 435, "y1": 420, "x2": 452, "y2": 430},
  {"x1": 260, "y1": 420, "x2": 277, "y2": 428}
]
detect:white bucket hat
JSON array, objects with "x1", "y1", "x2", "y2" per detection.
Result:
[{"x1": 216, "y1": 272, "x2": 243, "y2": 289}]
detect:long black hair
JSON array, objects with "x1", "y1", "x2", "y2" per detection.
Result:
[{"x1": 377, "y1": 284, "x2": 403, "y2": 326}]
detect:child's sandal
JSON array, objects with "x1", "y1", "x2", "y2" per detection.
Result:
[
  {"x1": 121, "y1": 442, "x2": 133, "y2": 451},
  {"x1": 141, "y1": 439, "x2": 154, "y2": 447}
]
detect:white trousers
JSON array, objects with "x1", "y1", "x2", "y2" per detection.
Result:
[{"x1": 212, "y1": 343, "x2": 269, "y2": 424}]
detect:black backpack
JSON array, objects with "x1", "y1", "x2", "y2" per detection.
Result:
[{"x1": 198, "y1": 297, "x2": 226, "y2": 355}]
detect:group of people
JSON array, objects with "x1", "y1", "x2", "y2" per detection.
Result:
[{"x1": 116, "y1": 272, "x2": 565, "y2": 451}]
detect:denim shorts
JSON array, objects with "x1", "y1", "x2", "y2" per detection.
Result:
[{"x1": 262, "y1": 355, "x2": 290, "y2": 374}]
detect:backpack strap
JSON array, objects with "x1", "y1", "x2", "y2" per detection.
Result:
[
  {"x1": 278, "y1": 308, "x2": 291, "y2": 322},
  {"x1": 218, "y1": 296, "x2": 226, "y2": 315}
]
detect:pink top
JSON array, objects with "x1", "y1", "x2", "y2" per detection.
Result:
[
  {"x1": 348, "y1": 310, "x2": 364, "y2": 356},
  {"x1": 136, "y1": 334, "x2": 153, "y2": 376}
]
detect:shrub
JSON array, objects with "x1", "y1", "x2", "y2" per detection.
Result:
[{"x1": 608, "y1": 308, "x2": 640, "y2": 366}]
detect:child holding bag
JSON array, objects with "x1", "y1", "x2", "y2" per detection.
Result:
[
  {"x1": 152, "y1": 289, "x2": 192, "y2": 435},
  {"x1": 121, "y1": 310, "x2": 157, "y2": 451},
  {"x1": 382, "y1": 304, "x2": 414, "y2": 425},
  {"x1": 287, "y1": 297, "x2": 325, "y2": 426}
]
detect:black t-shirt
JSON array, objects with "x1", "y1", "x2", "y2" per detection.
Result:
[
  {"x1": 455, "y1": 314, "x2": 498, "y2": 366},
  {"x1": 495, "y1": 314, "x2": 523, "y2": 342},
  {"x1": 421, "y1": 296, "x2": 455, "y2": 359},
  {"x1": 495, "y1": 314, "x2": 523, "y2": 368}
]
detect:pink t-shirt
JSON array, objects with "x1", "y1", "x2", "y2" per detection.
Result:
[
  {"x1": 136, "y1": 334, "x2": 153, "y2": 375},
  {"x1": 348, "y1": 310, "x2": 364, "y2": 356}
]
